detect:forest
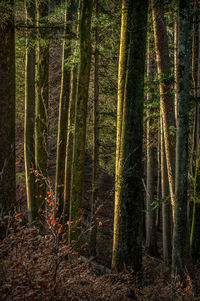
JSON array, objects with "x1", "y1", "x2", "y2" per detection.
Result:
[{"x1": 0, "y1": 0, "x2": 199, "y2": 300}]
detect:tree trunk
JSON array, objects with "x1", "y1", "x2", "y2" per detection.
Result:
[
  {"x1": 55, "y1": 0, "x2": 73, "y2": 218},
  {"x1": 24, "y1": 0, "x2": 36, "y2": 224},
  {"x1": 68, "y1": 0, "x2": 93, "y2": 243},
  {"x1": 151, "y1": 0, "x2": 176, "y2": 218},
  {"x1": 172, "y1": 0, "x2": 191, "y2": 288},
  {"x1": 63, "y1": 0, "x2": 80, "y2": 221},
  {"x1": 112, "y1": 0, "x2": 148, "y2": 273},
  {"x1": 161, "y1": 117, "x2": 171, "y2": 265},
  {"x1": 90, "y1": 0, "x2": 100, "y2": 257},
  {"x1": 146, "y1": 36, "x2": 157, "y2": 256},
  {"x1": 35, "y1": 0, "x2": 49, "y2": 217},
  {"x1": 190, "y1": 0, "x2": 200, "y2": 264},
  {"x1": 115, "y1": 0, "x2": 129, "y2": 206},
  {"x1": 0, "y1": 0, "x2": 16, "y2": 216},
  {"x1": 174, "y1": 9, "x2": 178, "y2": 125}
]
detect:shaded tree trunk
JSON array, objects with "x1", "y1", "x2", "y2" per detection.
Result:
[
  {"x1": 55, "y1": 0, "x2": 73, "y2": 218},
  {"x1": 68, "y1": 0, "x2": 93, "y2": 243},
  {"x1": 90, "y1": 0, "x2": 100, "y2": 257},
  {"x1": 172, "y1": 0, "x2": 191, "y2": 288},
  {"x1": 146, "y1": 36, "x2": 157, "y2": 256},
  {"x1": 0, "y1": 0, "x2": 16, "y2": 216},
  {"x1": 24, "y1": 0, "x2": 36, "y2": 224},
  {"x1": 35, "y1": 0, "x2": 49, "y2": 216},
  {"x1": 190, "y1": 0, "x2": 200, "y2": 264},
  {"x1": 63, "y1": 0, "x2": 80, "y2": 221},
  {"x1": 112, "y1": 0, "x2": 148, "y2": 273},
  {"x1": 151, "y1": 0, "x2": 176, "y2": 218}
]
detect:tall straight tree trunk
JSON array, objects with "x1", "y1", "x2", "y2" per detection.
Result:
[
  {"x1": 35, "y1": 0, "x2": 49, "y2": 215},
  {"x1": 151, "y1": 0, "x2": 176, "y2": 218},
  {"x1": 174, "y1": 9, "x2": 178, "y2": 126},
  {"x1": 160, "y1": 117, "x2": 171, "y2": 265},
  {"x1": 146, "y1": 36, "x2": 157, "y2": 256},
  {"x1": 63, "y1": 0, "x2": 80, "y2": 221},
  {"x1": 172, "y1": 0, "x2": 191, "y2": 287},
  {"x1": 115, "y1": 0, "x2": 129, "y2": 206},
  {"x1": 90, "y1": 0, "x2": 100, "y2": 256},
  {"x1": 68, "y1": 0, "x2": 93, "y2": 243},
  {"x1": 190, "y1": 0, "x2": 200, "y2": 264},
  {"x1": 0, "y1": 0, "x2": 16, "y2": 216},
  {"x1": 55, "y1": 0, "x2": 73, "y2": 218},
  {"x1": 112, "y1": 0, "x2": 148, "y2": 273},
  {"x1": 24, "y1": 0, "x2": 36, "y2": 224}
]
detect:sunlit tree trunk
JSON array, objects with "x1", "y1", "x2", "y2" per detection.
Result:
[
  {"x1": 55, "y1": 0, "x2": 73, "y2": 218},
  {"x1": 151, "y1": 0, "x2": 176, "y2": 218},
  {"x1": 160, "y1": 117, "x2": 171, "y2": 265},
  {"x1": 0, "y1": 0, "x2": 16, "y2": 216},
  {"x1": 24, "y1": 0, "x2": 36, "y2": 224},
  {"x1": 115, "y1": 0, "x2": 129, "y2": 208},
  {"x1": 68, "y1": 0, "x2": 93, "y2": 243},
  {"x1": 90, "y1": 0, "x2": 100, "y2": 256},
  {"x1": 112, "y1": 0, "x2": 148, "y2": 273},
  {"x1": 172, "y1": 0, "x2": 191, "y2": 288},
  {"x1": 35, "y1": 0, "x2": 49, "y2": 216}
]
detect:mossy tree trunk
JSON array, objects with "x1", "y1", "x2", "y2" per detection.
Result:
[
  {"x1": 68, "y1": 0, "x2": 93, "y2": 243},
  {"x1": 112, "y1": 0, "x2": 148, "y2": 273},
  {"x1": 55, "y1": 0, "x2": 73, "y2": 218},
  {"x1": 35, "y1": 0, "x2": 49, "y2": 216},
  {"x1": 0, "y1": 0, "x2": 16, "y2": 216},
  {"x1": 172, "y1": 0, "x2": 191, "y2": 288},
  {"x1": 151, "y1": 0, "x2": 176, "y2": 218},
  {"x1": 24, "y1": 0, "x2": 36, "y2": 224}
]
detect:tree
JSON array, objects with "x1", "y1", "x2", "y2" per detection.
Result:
[
  {"x1": 151, "y1": 0, "x2": 176, "y2": 217},
  {"x1": 146, "y1": 34, "x2": 157, "y2": 256},
  {"x1": 190, "y1": 0, "x2": 200, "y2": 264},
  {"x1": 55, "y1": 0, "x2": 73, "y2": 218},
  {"x1": 68, "y1": 0, "x2": 93, "y2": 243},
  {"x1": 63, "y1": 0, "x2": 80, "y2": 220},
  {"x1": 112, "y1": 0, "x2": 148, "y2": 272},
  {"x1": 172, "y1": 0, "x2": 191, "y2": 288},
  {"x1": 89, "y1": 0, "x2": 100, "y2": 256},
  {"x1": 35, "y1": 0, "x2": 49, "y2": 217},
  {"x1": 0, "y1": 0, "x2": 16, "y2": 216},
  {"x1": 24, "y1": 0, "x2": 36, "y2": 224}
]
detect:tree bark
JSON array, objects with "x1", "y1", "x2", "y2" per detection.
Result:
[
  {"x1": 172, "y1": 0, "x2": 191, "y2": 288},
  {"x1": 35, "y1": 0, "x2": 49, "y2": 216},
  {"x1": 190, "y1": 0, "x2": 200, "y2": 264},
  {"x1": 63, "y1": 0, "x2": 80, "y2": 221},
  {"x1": 0, "y1": 0, "x2": 16, "y2": 216},
  {"x1": 161, "y1": 117, "x2": 171, "y2": 265},
  {"x1": 55, "y1": 0, "x2": 73, "y2": 218},
  {"x1": 146, "y1": 36, "x2": 157, "y2": 256},
  {"x1": 90, "y1": 0, "x2": 100, "y2": 257},
  {"x1": 68, "y1": 0, "x2": 93, "y2": 243},
  {"x1": 112, "y1": 0, "x2": 148, "y2": 273},
  {"x1": 151, "y1": 0, "x2": 176, "y2": 218},
  {"x1": 24, "y1": 0, "x2": 36, "y2": 224}
]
